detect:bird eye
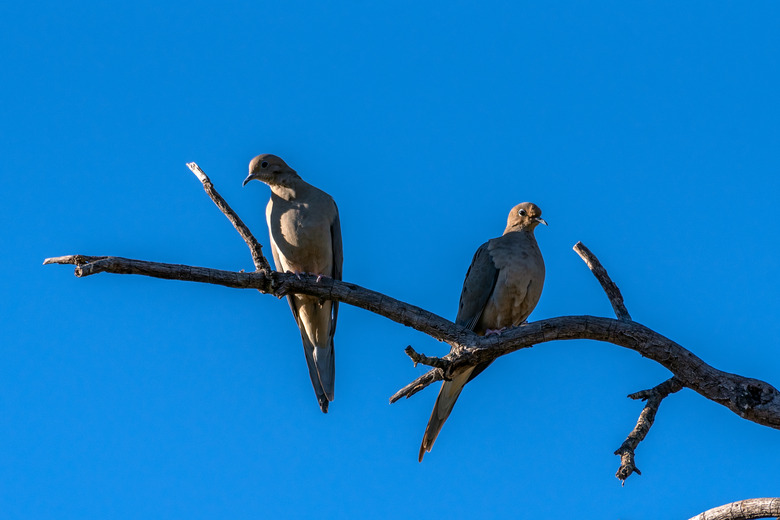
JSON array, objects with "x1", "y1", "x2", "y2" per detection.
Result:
[
  {"x1": 261, "y1": 161, "x2": 269, "y2": 169},
  {"x1": 518, "y1": 209, "x2": 527, "y2": 216}
]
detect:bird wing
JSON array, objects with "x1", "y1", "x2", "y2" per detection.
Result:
[
  {"x1": 455, "y1": 241, "x2": 500, "y2": 331},
  {"x1": 328, "y1": 201, "x2": 343, "y2": 344}
]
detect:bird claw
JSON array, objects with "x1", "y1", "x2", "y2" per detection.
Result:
[
  {"x1": 284, "y1": 271, "x2": 330, "y2": 283},
  {"x1": 485, "y1": 327, "x2": 507, "y2": 336}
]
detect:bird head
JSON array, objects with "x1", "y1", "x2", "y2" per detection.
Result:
[
  {"x1": 505, "y1": 202, "x2": 547, "y2": 233},
  {"x1": 242, "y1": 154, "x2": 298, "y2": 187}
]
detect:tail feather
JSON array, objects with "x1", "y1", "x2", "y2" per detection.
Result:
[
  {"x1": 293, "y1": 297, "x2": 336, "y2": 413},
  {"x1": 314, "y1": 341, "x2": 335, "y2": 401},
  {"x1": 418, "y1": 368, "x2": 474, "y2": 462},
  {"x1": 301, "y1": 335, "x2": 331, "y2": 413}
]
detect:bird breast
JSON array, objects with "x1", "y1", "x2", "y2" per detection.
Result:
[
  {"x1": 267, "y1": 199, "x2": 334, "y2": 275},
  {"x1": 481, "y1": 233, "x2": 545, "y2": 330}
]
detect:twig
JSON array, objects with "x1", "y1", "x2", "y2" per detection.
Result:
[
  {"x1": 403, "y1": 346, "x2": 452, "y2": 371},
  {"x1": 573, "y1": 241, "x2": 631, "y2": 321},
  {"x1": 688, "y1": 497, "x2": 780, "y2": 520},
  {"x1": 186, "y1": 162, "x2": 271, "y2": 272},
  {"x1": 43, "y1": 255, "x2": 107, "y2": 266},
  {"x1": 389, "y1": 368, "x2": 444, "y2": 403},
  {"x1": 615, "y1": 377, "x2": 684, "y2": 483}
]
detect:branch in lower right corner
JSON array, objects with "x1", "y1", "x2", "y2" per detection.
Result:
[
  {"x1": 573, "y1": 241, "x2": 632, "y2": 321},
  {"x1": 614, "y1": 377, "x2": 683, "y2": 483},
  {"x1": 687, "y1": 497, "x2": 780, "y2": 520}
]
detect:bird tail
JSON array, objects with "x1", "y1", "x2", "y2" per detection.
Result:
[
  {"x1": 418, "y1": 367, "x2": 474, "y2": 462},
  {"x1": 301, "y1": 335, "x2": 334, "y2": 414},
  {"x1": 314, "y1": 339, "x2": 335, "y2": 403}
]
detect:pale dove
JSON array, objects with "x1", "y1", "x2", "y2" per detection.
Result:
[
  {"x1": 419, "y1": 202, "x2": 546, "y2": 461},
  {"x1": 243, "y1": 154, "x2": 343, "y2": 413}
]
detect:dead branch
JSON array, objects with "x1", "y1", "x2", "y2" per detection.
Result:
[
  {"x1": 42, "y1": 255, "x2": 780, "y2": 431},
  {"x1": 186, "y1": 162, "x2": 270, "y2": 272},
  {"x1": 43, "y1": 254, "x2": 467, "y2": 347},
  {"x1": 389, "y1": 369, "x2": 444, "y2": 403},
  {"x1": 614, "y1": 377, "x2": 684, "y2": 483},
  {"x1": 403, "y1": 346, "x2": 453, "y2": 372},
  {"x1": 573, "y1": 241, "x2": 631, "y2": 321},
  {"x1": 43, "y1": 162, "x2": 780, "y2": 482},
  {"x1": 688, "y1": 497, "x2": 780, "y2": 520}
]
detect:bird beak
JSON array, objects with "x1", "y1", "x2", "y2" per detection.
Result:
[
  {"x1": 242, "y1": 172, "x2": 260, "y2": 187},
  {"x1": 535, "y1": 217, "x2": 548, "y2": 226}
]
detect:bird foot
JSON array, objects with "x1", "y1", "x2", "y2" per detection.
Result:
[
  {"x1": 285, "y1": 271, "x2": 331, "y2": 284},
  {"x1": 485, "y1": 327, "x2": 508, "y2": 336}
]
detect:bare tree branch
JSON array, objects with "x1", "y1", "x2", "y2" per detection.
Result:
[
  {"x1": 42, "y1": 254, "x2": 470, "y2": 347},
  {"x1": 403, "y1": 346, "x2": 453, "y2": 372},
  {"x1": 688, "y1": 497, "x2": 780, "y2": 520},
  {"x1": 389, "y1": 369, "x2": 444, "y2": 403},
  {"x1": 186, "y1": 162, "x2": 271, "y2": 272},
  {"x1": 574, "y1": 241, "x2": 631, "y2": 321},
  {"x1": 615, "y1": 377, "x2": 684, "y2": 483},
  {"x1": 43, "y1": 253, "x2": 780, "y2": 433}
]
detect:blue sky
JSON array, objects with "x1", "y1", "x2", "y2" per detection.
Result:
[{"x1": 2, "y1": 1, "x2": 779, "y2": 518}]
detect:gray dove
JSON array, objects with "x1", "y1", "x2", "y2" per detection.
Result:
[
  {"x1": 419, "y1": 202, "x2": 547, "y2": 460},
  {"x1": 243, "y1": 154, "x2": 342, "y2": 413}
]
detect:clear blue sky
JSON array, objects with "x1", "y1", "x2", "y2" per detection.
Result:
[{"x1": 2, "y1": 2, "x2": 779, "y2": 519}]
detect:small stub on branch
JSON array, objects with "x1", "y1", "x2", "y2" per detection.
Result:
[
  {"x1": 404, "y1": 346, "x2": 452, "y2": 372},
  {"x1": 186, "y1": 162, "x2": 209, "y2": 184}
]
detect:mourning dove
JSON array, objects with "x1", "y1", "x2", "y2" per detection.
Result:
[
  {"x1": 243, "y1": 154, "x2": 343, "y2": 413},
  {"x1": 418, "y1": 202, "x2": 547, "y2": 461}
]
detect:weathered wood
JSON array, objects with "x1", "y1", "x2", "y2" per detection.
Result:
[
  {"x1": 688, "y1": 498, "x2": 780, "y2": 520},
  {"x1": 614, "y1": 377, "x2": 684, "y2": 483},
  {"x1": 42, "y1": 254, "x2": 469, "y2": 347},
  {"x1": 186, "y1": 162, "x2": 271, "y2": 272},
  {"x1": 574, "y1": 241, "x2": 631, "y2": 321}
]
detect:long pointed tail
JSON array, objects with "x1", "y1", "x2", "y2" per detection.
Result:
[
  {"x1": 418, "y1": 368, "x2": 474, "y2": 462},
  {"x1": 293, "y1": 297, "x2": 336, "y2": 414},
  {"x1": 301, "y1": 337, "x2": 331, "y2": 413},
  {"x1": 314, "y1": 340, "x2": 335, "y2": 402}
]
